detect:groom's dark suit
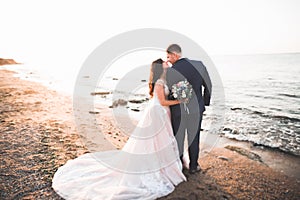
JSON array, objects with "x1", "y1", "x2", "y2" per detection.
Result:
[{"x1": 166, "y1": 58, "x2": 212, "y2": 170}]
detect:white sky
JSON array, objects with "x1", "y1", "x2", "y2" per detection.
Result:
[{"x1": 1, "y1": 0, "x2": 300, "y2": 67}]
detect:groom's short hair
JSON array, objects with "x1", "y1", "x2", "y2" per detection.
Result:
[{"x1": 167, "y1": 44, "x2": 182, "y2": 54}]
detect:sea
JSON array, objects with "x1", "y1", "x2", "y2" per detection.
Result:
[
  {"x1": 214, "y1": 53, "x2": 300, "y2": 156},
  {"x1": 1, "y1": 53, "x2": 299, "y2": 156}
]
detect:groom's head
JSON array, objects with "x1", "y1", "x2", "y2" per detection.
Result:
[{"x1": 166, "y1": 44, "x2": 182, "y2": 65}]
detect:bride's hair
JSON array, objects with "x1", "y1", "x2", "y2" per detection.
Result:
[{"x1": 149, "y1": 58, "x2": 164, "y2": 97}]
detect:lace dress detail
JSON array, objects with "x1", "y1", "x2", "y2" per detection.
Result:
[
  {"x1": 52, "y1": 78, "x2": 186, "y2": 200},
  {"x1": 155, "y1": 79, "x2": 169, "y2": 96}
]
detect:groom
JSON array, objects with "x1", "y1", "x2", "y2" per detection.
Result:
[{"x1": 166, "y1": 44, "x2": 212, "y2": 174}]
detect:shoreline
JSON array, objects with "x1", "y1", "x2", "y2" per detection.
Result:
[{"x1": 1, "y1": 69, "x2": 299, "y2": 199}]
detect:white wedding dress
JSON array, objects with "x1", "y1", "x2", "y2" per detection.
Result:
[{"x1": 52, "y1": 79, "x2": 186, "y2": 200}]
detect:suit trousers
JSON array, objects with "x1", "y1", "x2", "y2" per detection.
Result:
[{"x1": 171, "y1": 113, "x2": 203, "y2": 170}]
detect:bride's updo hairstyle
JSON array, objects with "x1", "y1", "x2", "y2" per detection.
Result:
[{"x1": 149, "y1": 58, "x2": 164, "y2": 97}]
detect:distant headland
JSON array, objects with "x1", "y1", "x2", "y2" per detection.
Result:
[{"x1": 0, "y1": 58, "x2": 19, "y2": 66}]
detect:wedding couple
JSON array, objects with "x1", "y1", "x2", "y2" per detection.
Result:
[{"x1": 52, "y1": 44, "x2": 212, "y2": 199}]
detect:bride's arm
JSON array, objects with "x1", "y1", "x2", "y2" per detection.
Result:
[{"x1": 155, "y1": 84, "x2": 180, "y2": 106}]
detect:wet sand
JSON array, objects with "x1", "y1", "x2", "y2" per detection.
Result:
[{"x1": 1, "y1": 69, "x2": 299, "y2": 199}]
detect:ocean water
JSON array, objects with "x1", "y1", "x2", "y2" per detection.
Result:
[
  {"x1": 93, "y1": 53, "x2": 300, "y2": 156},
  {"x1": 2, "y1": 53, "x2": 299, "y2": 156},
  {"x1": 214, "y1": 53, "x2": 300, "y2": 156}
]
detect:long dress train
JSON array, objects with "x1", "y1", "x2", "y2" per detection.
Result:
[{"x1": 52, "y1": 80, "x2": 186, "y2": 199}]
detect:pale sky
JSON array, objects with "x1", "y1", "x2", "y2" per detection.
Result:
[{"x1": 1, "y1": 0, "x2": 300, "y2": 67}]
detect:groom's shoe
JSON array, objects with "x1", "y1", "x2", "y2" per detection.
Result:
[{"x1": 189, "y1": 166, "x2": 201, "y2": 174}]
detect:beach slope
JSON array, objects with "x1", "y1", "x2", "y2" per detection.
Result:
[{"x1": 0, "y1": 70, "x2": 299, "y2": 199}]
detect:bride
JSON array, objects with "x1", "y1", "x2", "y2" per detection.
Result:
[{"x1": 52, "y1": 58, "x2": 186, "y2": 200}]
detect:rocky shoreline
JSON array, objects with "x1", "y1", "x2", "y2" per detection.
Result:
[{"x1": 1, "y1": 69, "x2": 299, "y2": 199}]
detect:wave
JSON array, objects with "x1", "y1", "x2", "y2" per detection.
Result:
[
  {"x1": 278, "y1": 93, "x2": 300, "y2": 99},
  {"x1": 244, "y1": 91, "x2": 299, "y2": 101},
  {"x1": 245, "y1": 94, "x2": 284, "y2": 101},
  {"x1": 230, "y1": 107, "x2": 300, "y2": 123},
  {"x1": 269, "y1": 114, "x2": 300, "y2": 122},
  {"x1": 221, "y1": 127, "x2": 300, "y2": 156}
]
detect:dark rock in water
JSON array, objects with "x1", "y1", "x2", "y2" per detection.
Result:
[
  {"x1": 223, "y1": 128, "x2": 239, "y2": 135},
  {"x1": 117, "y1": 99, "x2": 128, "y2": 106},
  {"x1": 110, "y1": 102, "x2": 118, "y2": 108},
  {"x1": 91, "y1": 92, "x2": 110, "y2": 96},
  {"x1": 252, "y1": 110, "x2": 264, "y2": 115},
  {"x1": 0, "y1": 58, "x2": 19, "y2": 66},
  {"x1": 254, "y1": 145, "x2": 265, "y2": 150},
  {"x1": 223, "y1": 127, "x2": 232, "y2": 132},
  {"x1": 129, "y1": 100, "x2": 144, "y2": 104},
  {"x1": 89, "y1": 111, "x2": 100, "y2": 114},
  {"x1": 110, "y1": 99, "x2": 128, "y2": 108},
  {"x1": 141, "y1": 80, "x2": 147, "y2": 82},
  {"x1": 129, "y1": 98, "x2": 149, "y2": 104},
  {"x1": 253, "y1": 143, "x2": 264, "y2": 147},
  {"x1": 225, "y1": 145, "x2": 263, "y2": 163},
  {"x1": 131, "y1": 109, "x2": 140, "y2": 112},
  {"x1": 231, "y1": 107, "x2": 242, "y2": 111}
]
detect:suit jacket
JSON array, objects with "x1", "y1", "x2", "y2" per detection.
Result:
[{"x1": 166, "y1": 58, "x2": 212, "y2": 117}]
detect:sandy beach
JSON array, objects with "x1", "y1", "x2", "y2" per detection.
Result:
[{"x1": 1, "y1": 69, "x2": 300, "y2": 199}]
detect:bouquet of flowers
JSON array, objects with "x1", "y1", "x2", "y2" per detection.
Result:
[
  {"x1": 171, "y1": 80, "x2": 193, "y2": 113},
  {"x1": 171, "y1": 79, "x2": 193, "y2": 102}
]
